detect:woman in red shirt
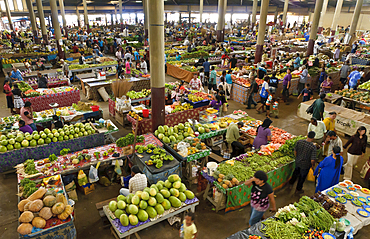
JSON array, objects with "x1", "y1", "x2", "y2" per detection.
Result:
[{"x1": 4, "y1": 80, "x2": 15, "y2": 114}]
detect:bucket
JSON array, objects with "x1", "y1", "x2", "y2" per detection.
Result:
[
  {"x1": 206, "y1": 162, "x2": 218, "y2": 176},
  {"x1": 90, "y1": 105, "x2": 100, "y2": 112},
  {"x1": 142, "y1": 109, "x2": 149, "y2": 118}
]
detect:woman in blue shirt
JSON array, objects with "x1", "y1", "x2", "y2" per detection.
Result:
[
  {"x1": 175, "y1": 52, "x2": 182, "y2": 61},
  {"x1": 293, "y1": 53, "x2": 301, "y2": 69},
  {"x1": 225, "y1": 70, "x2": 233, "y2": 99}
]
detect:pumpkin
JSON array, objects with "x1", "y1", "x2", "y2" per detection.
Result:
[
  {"x1": 29, "y1": 199, "x2": 43, "y2": 212},
  {"x1": 18, "y1": 199, "x2": 31, "y2": 212},
  {"x1": 19, "y1": 211, "x2": 34, "y2": 223},
  {"x1": 39, "y1": 207, "x2": 53, "y2": 220},
  {"x1": 56, "y1": 193, "x2": 68, "y2": 205},
  {"x1": 23, "y1": 201, "x2": 32, "y2": 211},
  {"x1": 44, "y1": 189, "x2": 57, "y2": 198},
  {"x1": 27, "y1": 188, "x2": 47, "y2": 201},
  {"x1": 43, "y1": 196, "x2": 56, "y2": 207},
  {"x1": 52, "y1": 202, "x2": 65, "y2": 215},
  {"x1": 58, "y1": 205, "x2": 74, "y2": 220},
  {"x1": 32, "y1": 217, "x2": 46, "y2": 228},
  {"x1": 17, "y1": 223, "x2": 33, "y2": 235}
]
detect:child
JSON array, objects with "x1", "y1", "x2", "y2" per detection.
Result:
[
  {"x1": 199, "y1": 68, "x2": 205, "y2": 88},
  {"x1": 297, "y1": 83, "x2": 313, "y2": 102},
  {"x1": 244, "y1": 171, "x2": 276, "y2": 227},
  {"x1": 209, "y1": 94, "x2": 222, "y2": 112},
  {"x1": 265, "y1": 94, "x2": 274, "y2": 118},
  {"x1": 180, "y1": 212, "x2": 197, "y2": 239},
  {"x1": 218, "y1": 86, "x2": 227, "y2": 116},
  {"x1": 272, "y1": 98, "x2": 279, "y2": 118}
]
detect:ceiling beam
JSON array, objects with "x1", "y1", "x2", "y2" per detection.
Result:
[{"x1": 172, "y1": 0, "x2": 178, "y2": 5}]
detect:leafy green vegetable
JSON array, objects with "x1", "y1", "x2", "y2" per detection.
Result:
[
  {"x1": 60, "y1": 148, "x2": 70, "y2": 156},
  {"x1": 24, "y1": 159, "x2": 38, "y2": 175},
  {"x1": 48, "y1": 154, "x2": 58, "y2": 162},
  {"x1": 116, "y1": 133, "x2": 144, "y2": 147}
]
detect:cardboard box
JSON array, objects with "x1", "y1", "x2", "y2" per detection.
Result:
[
  {"x1": 77, "y1": 183, "x2": 95, "y2": 195},
  {"x1": 115, "y1": 110, "x2": 124, "y2": 126},
  {"x1": 238, "y1": 138, "x2": 250, "y2": 146}
]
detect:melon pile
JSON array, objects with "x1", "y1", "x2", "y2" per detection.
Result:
[
  {"x1": 17, "y1": 188, "x2": 73, "y2": 235},
  {"x1": 108, "y1": 174, "x2": 195, "y2": 227}
]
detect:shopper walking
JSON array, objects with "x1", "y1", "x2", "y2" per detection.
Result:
[
  {"x1": 312, "y1": 93, "x2": 326, "y2": 121},
  {"x1": 246, "y1": 76, "x2": 258, "y2": 109},
  {"x1": 289, "y1": 131, "x2": 317, "y2": 194},
  {"x1": 282, "y1": 68, "x2": 292, "y2": 104},
  {"x1": 313, "y1": 146, "x2": 343, "y2": 193},
  {"x1": 256, "y1": 76, "x2": 270, "y2": 113},
  {"x1": 12, "y1": 84, "x2": 24, "y2": 114},
  {"x1": 208, "y1": 66, "x2": 217, "y2": 93},
  {"x1": 343, "y1": 126, "x2": 367, "y2": 180},
  {"x1": 298, "y1": 65, "x2": 308, "y2": 94},
  {"x1": 4, "y1": 80, "x2": 14, "y2": 114},
  {"x1": 307, "y1": 117, "x2": 327, "y2": 145},
  {"x1": 181, "y1": 212, "x2": 197, "y2": 239},
  {"x1": 325, "y1": 131, "x2": 343, "y2": 156},
  {"x1": 225, "y1": 70, "x2": 232, "y2": 99},
  {"x1": 317, "y1": 67, "x2": 327, "y2": 93},
  {"x1": 339, "y1": 61, "x2": 350, "y2": 89},
  {"x1": 244, "y1": 171, "x2": 276, "y2": 226}
]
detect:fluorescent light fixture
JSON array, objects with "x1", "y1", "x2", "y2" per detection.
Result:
[
  {"x1": 136, "y1": 0, "x2": 142, "y2": 2},
  {"x1": 86, "y1": 0, "x2": 93, "y2": 3}
]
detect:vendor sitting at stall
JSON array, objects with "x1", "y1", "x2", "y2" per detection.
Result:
[
  {"x1": 226, "y1": 122, "x2": 244, "y2": 157},
  {"x1": 19, "y1": 120, "x2": 33, "y2": 134},
  {"x1": 52, "y1": 115, "x2": 64, "y2": 129},
  {"x1": 37, "y1": 72, "x2": 48, "y2": 88},
  {"x1": 11, "y1": 67, "x2": 24, "y2": 82},
  {"x1": 120, "y1": 165, "x2": 147, "y2": 196}
]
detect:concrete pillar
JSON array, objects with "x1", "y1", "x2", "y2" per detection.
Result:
[
  {"x1": 274, "y1": 9, "x2": 278, "y2": 24},
  {"x1": 251, "y1": 0, "x2": 258, "y2": 29},
  {"x1": 22, "y1": 0, "x2": 27, "y2": 11},
  {"x1": 307, "y1": 0, "x2": 324, "y2": 56},
  {"x1": 114, "y1": 8, "x2": 117, "y2": 25},
  {"x1": 36, "y1": 0, "x2": 48, "y2": 44},
  {"x1": 255, "y1": 0, "x2": 269, "y2": 63},
  {"x1": 223, "y1": 0, "x2": 227, "y2": 26},
  {"x1": 216, "y1": 0, "x2": 226, "y2": 42},
  {"x1": 282, "y1": 0, "x2": 289, "y2": 27},
  {"x1": 331, "y1": 0, "x2": 343, "y2": 35},
  {"x1": 58, "y1": 0, "x2": 67, "y2": 37},
  {"x1": 76, "y1": 8, "x2": 81, "y2": 27},
  {"x1": 179, "y1": 13, "x2": 181, "y2": 24},
  {"x1": 188, "y1": 6, "x2": 191, "y2": 29},
  {"x1": 111, "y1": 13, "x2": 114, "y2": 26},
  {"x1": 135, "y1": 13, "x2": 138, "y2": 24},
  {"x1": 148, "y1": 0, "x2": 165, "y2": 132},
  {"x1": 143, "y1": 0, "x2": 149, "y2": 38},
  {"x1": 25, "y1": 0, "x2": 38, "y2": 40},
  {"x1": 119, "y1": 0, "x2": 123, "y2": 32},
  {"x1": 83, "y1": 0, "x2": 89, "y2": 30},
  {"x1": 50, "y1": 0, "x2": 64, "y2": 59},
  {"x1": 348, "y1": 0, "x2": 363, "y2": 44},
  {"x1": 318, "y1": 0, "x2": 328, "y2": 33},
  {"x1": 13, "y1": 0, "x2": 18, "y2": 11},
  {"x1": 4, "y1": 0, "x2": 14, "y2": 31},
  {"x1": 199, "y1": 0, "x2": 203, "y2": 24}
]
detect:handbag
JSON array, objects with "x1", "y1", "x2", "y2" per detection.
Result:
[
  {"x1": 259, "y1": 83, "x2": 268, "y2": 99},
  {"x1": 360, "y1": 159, "x2": 370, "y2": 180},
  {"x1": 306, "y1": 100, "x2": 316, "y2": 115}
]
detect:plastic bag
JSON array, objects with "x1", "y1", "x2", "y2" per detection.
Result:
[
  {"x1": 306, "y1": 168, "x2": 315, "y2": 182},
  {"x1": 88, "y1": 165, "x2": 99, "y2": 183},
  {"x1": 344, "y1": 84, "x2": 349, "y2": 90},
  {"x1": 77, "y1": 170, "x2": 88, "y2": 186},
  {"x1": 177, "y1": 141, "x2": 189, "y2": 157}
]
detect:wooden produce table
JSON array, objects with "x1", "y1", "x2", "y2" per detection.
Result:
[
  {"x1": 103, "y1": 198, "x2": 199, "y2": 239},
  {"x1": 22, "y1": 69, "x2": 60, "y2": 78},
  {"x1": 201, "y1": 161, "x2": 295, "y2": 213},
  {"x1": 298, "y1": 100, "x2": 370, "y2": 143},
  {"x1": 0, "y1": 132, "x2": 105, "y2": 173},
  {"x1": 126, "y1": 106, "x2": 208, "y2": 135},
  {"x1": 22, "y1": 89, "x2": 80, "y2": 112},
  {"x1": 166, "y1": 63, "x2": 197, "y2": 83}
]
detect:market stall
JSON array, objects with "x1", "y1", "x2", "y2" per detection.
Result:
[
  {"x1": 22, "y1": 89, "x2": 80, "y2": 112},
  {"x1": 166, "y1": 63, "x2": 197, "y2": 83},
  {"x1": 127, "y1": 105, "x2": 208, "y2": 135}
]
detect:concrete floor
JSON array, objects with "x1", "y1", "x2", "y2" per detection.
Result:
[{"x1": 1, "y1": 74, "x2": 370, "y2": 239}]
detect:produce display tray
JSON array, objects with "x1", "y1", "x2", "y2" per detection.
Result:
[
  {"x1": 130, "y1": 146, "x2": 180, "y2": 174},
  {"x1": 162, "y1": 142, "x2": 211, "y2": 162},
  {"x1": 184, "y1": 98, "x2": 210, "y2": 109}
]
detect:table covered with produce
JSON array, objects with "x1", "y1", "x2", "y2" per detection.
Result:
[
  {"x1": 21, "y1": 88, "x2": 81, "y2": 112},
  {"x1": 103, "y1": 174, "x2": 199, "y2": 238},
  {"x1": 0, "y1": 123, "x2": 104, "y2": 173},
  {"x1": 166, "y1": 63, "x2": 198, "y2": 83},
  {"x1": 17, "y1": 175, "x2": 76, "y2": 239},
  {"x1": 227, "y1": 195, "x2": 347, "y2": 239},
  {"x1": 127, "y1": 105, "x2": 208, "y2": 135},
  {"x1": 322, "y1": 181, "x2": 370, "y2": 237}
]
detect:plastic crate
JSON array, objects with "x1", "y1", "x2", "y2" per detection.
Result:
[
  {"x1": 2, "y1": 64, "x2": 12, "y2": 69},
  {"x1": 184, "y1": 98, "x2": 210, "y2": 108}
]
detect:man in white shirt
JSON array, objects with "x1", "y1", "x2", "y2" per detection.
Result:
[
  {"x1": 124, "y1": 51, "x2": 133, "y2": 62},
  {"x1": 140, "y1": 58, "x2": 147, "y2": 74},
  {"x1": 116, "y1": 37, "x2": 122, "y2": 46},
  {"x1": 120, "y1": 166, "x2": 147, "y2": 196},
  {"x1": 307, "y1": 117, "x2": 327, "y2": 145}
]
